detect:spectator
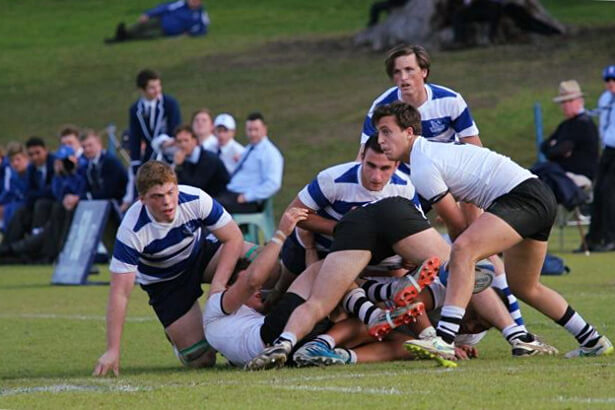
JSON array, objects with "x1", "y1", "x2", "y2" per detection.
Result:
[
  {"x1": 216, "y1": 112, "x2": 284, "y2": 213},
  {"x1": 0, "y1": 145, "x2": 6, "y2": 200},
  {"x1": 81, "y1": 129, "x2": 128, "y2": 202},
  {"x1": 0, "y1": 143, "x2": 29, "y2": 232},
  {"x1": 541, "y1": 80, "x2": 600, "y2": 186},
  {"x1": 126, "y1": 69, "x2": 181, "y2": 209},
  {"x1": 2, "y1": 137, "x2": 55, "y2": 246},
  {"x1": 81, "y1": 129, "x2": 128, "y2": 252},
  {"x1": 59, "y1": 125, "x2": 87, "y2": 168},
  {"x1": 213, "y1": 113, "x2": 245, "y2": 174},
  {"x1": 582, "y1": 65, "x2": 615, "y2": 252},
  {"x1": 173, "y1": 124, "x2": 229, "y2": 196},
  {"x1": 192, "y1": 108, "x2": 218, "y2": 152},
  {"x1": 0, "y1": 145, "x2": 86, "y2": 263},
  {"x1": 105, "y1": 0, "x2": 210, "y2": 44}
]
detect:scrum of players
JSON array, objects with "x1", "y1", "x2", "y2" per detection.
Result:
[{"x1": 93, "y1": 44, "x2": 612, "y2": 377}]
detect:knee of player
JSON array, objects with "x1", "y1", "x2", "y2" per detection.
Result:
[
  {"x1": 507, "y1": 280, "x2": 539, "y2": 301},
  {"x1": 303, "y1": 299, "x2": 330, "y2": 320},
  {"x1": 450, "y1": 238, "x2": 480, "y2": 261},
  {"x1": 175, "y1": 339, "x2": 216, "y2": 368}
]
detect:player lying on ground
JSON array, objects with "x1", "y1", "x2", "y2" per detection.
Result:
[
  {"x1": 204, "y1": 207, "x2": 433, "y2": 367},
  {"x1": 292, "y1": 285, "x2": 514, "y2": 367},
  {"x1": 372, "y1": 101, "x2": 613, "y2": 360}
]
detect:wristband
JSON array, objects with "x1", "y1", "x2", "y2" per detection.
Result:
[
  {"x1": 244, "y1": 245, "x2": 260, "y2": 262},
  {"x1": 274, "y1": 230, "x2": 287, "y2": 240},
  {"x1": 270, "y1": 237, "x2": 283, "y2": 246}
]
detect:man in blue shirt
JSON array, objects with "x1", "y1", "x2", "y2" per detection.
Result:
[
  {"x1": 105, "y1": 0, "x2": 210, "y2": 44},
  {"x1": 216, "y1": 112, "x2": 284, "y2": 213}
]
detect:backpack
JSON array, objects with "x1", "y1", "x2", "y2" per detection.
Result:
[{"x1": 541, "y1": 253, "x2": 570, "y2": 275}]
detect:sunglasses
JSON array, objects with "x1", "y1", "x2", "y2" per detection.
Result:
[{"x1": 606, "y1": 78, "x2": 615, "y2": 83}]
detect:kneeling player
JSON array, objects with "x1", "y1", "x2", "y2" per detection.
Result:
[{"x1": 93, "y1": 161, "x2": 245, "y2": 376}]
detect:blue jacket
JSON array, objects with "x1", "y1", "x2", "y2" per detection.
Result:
[
  {"x1": 128, "y1": 93, "x2": 181, "y2": 172},
  {"x1": 51, "y1": 170, "x2": 86, "y2": 201},
  {"x1": 84, "y1": 151, "x2": 128, "y2": 201},
  {"x1": 25, "y1": 154, "x2": 56, "y2": 206},
  {"x1": 146, "y1": 0, "x2": 210, "y2": 36},
  {"x1": 0, "y1": 166, "x2": 28, "y2": 205}
]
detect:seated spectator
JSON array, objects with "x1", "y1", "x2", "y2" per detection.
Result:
[
  {"x1": 105, "y1": 0, "x2": 210, "y2": 44},
  {"x1": 216, "y1": 112, "x2": 284, "y2": 213},
  {"x1": 81, "y1": 129, "x2": 128, "y2": 252},
  {"x1": 541, "y1": 80, "x2": 599, "y2": 185},
  {"x1": 192, "y1": 108, "x2": 218, "y2": 152},
  {"x1": 0, "y1": 145, "x2": 86, "y2": 263},
  {"x1": 81, "y1": 129, "x2": 128, "y2": 202},
  {"x1": 532, "y1": 80, "x2": 599, "y2": 210},
  {"x1": 0, "y1": 143, "x2": 29, "y2": 232},
  {"x1": 2, "y1": 137, "x2": 55, "y2": 245},
  {"x1": 59, "y1": 125, "x2": 88, "y2": 168},
  {"x1": 173, "y1": 125, "x2": 229, "y2": 196},
  {"x1": 213, "y1": 113, "x2": 245, "y2": 174}
]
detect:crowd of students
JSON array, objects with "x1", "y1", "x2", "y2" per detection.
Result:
[{"x1": 0, "y1": 68, "x2": 284, "y2": 264}]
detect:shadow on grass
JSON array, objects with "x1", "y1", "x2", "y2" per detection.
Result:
[
  {"x1": 0, "y1": 283, "x2": 54, "y2": 290},
  {"x1": 0, "y1": 365, "x2": 184, "y2": 382}
]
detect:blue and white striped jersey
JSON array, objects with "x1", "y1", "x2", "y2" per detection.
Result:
[
  {"x1": 361, "y1": 83, "x2": 479, "y2": 144},
  {"x1": 109, "y1": 185, "x2": 231, "y2": 285},
  {"x1": 297, "y1": 161, "x2": 419, "y2": 251}
]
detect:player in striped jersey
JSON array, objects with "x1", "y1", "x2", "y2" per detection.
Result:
[
  {"x1": 359, "y1": 44, "x2": 530, "y2": 333},
  {"x1": 93, "y1": 161, "x2": 244, "y2": 376},
  {"x1": 279, "y1": 134, "x2": 420, "y2": 278},
  {"x1": 358, "y1": 44, "x2": 481, "y2": 163}
]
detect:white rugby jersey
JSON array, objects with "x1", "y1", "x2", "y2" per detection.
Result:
[
  {"x1": 297, "y1": 161, "x2": 419, "y2": 251},
  {"x1": 409, "y1": 137, "x2": 534, "y2": 210},
  {"x1": 109, "y1": 185, "x2": 232, "y2": 285},
  {"x1": 361, "y1": 83, "x2": 479, "y2": 144},
  {"x1": 203, "y1": 292, "x2": 265, "y2": 366}
]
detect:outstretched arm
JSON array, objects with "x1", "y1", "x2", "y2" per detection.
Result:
[
  {"x1": 208, "y1": 221, "x2": 244, "y2": 294},
  {"x1": 93, "y1": 272, "x2": 135, "y2": 377},
  {"x1": 221, "y1": 208, "x2": 308, "y2": 314},
  {"x1": 286, "y1": 196, "x2": 336, "y2": 236}
]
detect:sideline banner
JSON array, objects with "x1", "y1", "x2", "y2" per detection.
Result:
[{"x1": 51, "y1": 200, "x2": 110, "y2": 285}]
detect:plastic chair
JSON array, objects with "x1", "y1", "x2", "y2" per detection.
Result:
[{"x1": 231, "y1": 198, "x2": 275, "y2": 245}]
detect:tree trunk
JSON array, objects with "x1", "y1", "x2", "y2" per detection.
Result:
[{"x1": 355, "y1": 0, "x2": 566, "y2": 51}]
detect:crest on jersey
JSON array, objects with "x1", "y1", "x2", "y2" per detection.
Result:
[{"x1": 427, "y1": 119, "x2": 447, "y2": 136}]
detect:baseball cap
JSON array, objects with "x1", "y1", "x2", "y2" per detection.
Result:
[
  {"x1": 603, "y1": 65, "x2": 615, "y2": 81},
  {"x1": 214, "y1": 113, "x2": 236, "y2": 130}
]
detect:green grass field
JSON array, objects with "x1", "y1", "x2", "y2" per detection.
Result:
[
  {"x1": 1, "y1": 231, "x2": 614, "y2": 409},
  {"x1": 1, "y1": 1, "x2": 615, "y2": 408}
]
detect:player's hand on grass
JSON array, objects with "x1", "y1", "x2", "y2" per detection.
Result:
[
  {"x1": 93, "y1": 350, "x2": 120, "y2": 377},
  {"x1": 277, "y1": 207, "x2": 309, "y2": 237},
  {"x1": 454, "y1": 345, "x2": 478, "y2": 360}
]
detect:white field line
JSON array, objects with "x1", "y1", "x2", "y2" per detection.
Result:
[
  {"x1": 2, "y1": 362, "x2": 613, "y2": 397},
  {"x1": 0, "y1": 383, "x2": 151, "y2": 397},
  {"x1": 0, "y1": 313, "x2": 155, "y2": 322},
  {"x1": 273, "y1": 385, "x2": 406, "y2": 395},
  {"x1": 555, "y1": 396, "x2": 615, "y2": 404}
]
